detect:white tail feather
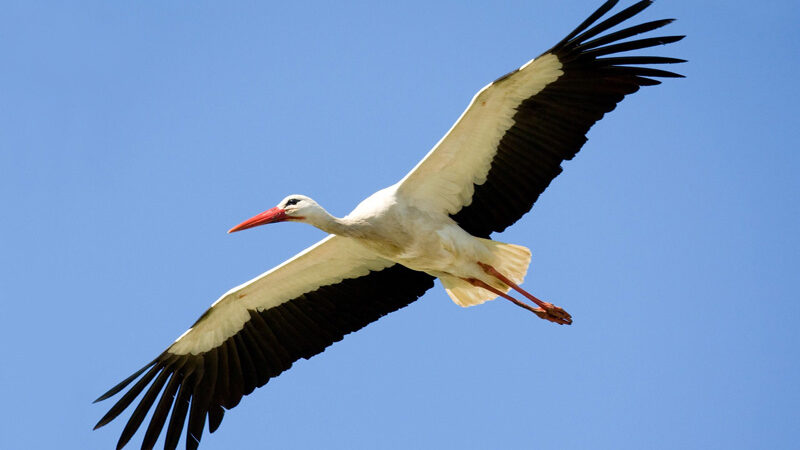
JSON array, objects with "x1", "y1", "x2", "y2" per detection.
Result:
[{"x1": 441, "y1": 239, "x2": 531, "y2": 307}]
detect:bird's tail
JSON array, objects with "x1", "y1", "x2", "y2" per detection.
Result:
[{"x1": 441, "y1": 239, "x2": 531, "y2": 307}]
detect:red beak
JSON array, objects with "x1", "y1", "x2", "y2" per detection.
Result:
[{"x1": 228, "y1": 207, "x2": 288, "y2": 233}]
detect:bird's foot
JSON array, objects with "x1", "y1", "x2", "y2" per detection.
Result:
[{"x1": 532, "y1": 302, "x2": 572, "y2": 326}]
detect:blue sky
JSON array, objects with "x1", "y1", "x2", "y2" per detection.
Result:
[{"x1": 2, "y1": 1, "x2": 799, "y2": 449}]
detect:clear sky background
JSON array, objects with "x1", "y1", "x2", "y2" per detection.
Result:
[{"x1": 2, "y1": 1, "x2": 799, "y2": 449}]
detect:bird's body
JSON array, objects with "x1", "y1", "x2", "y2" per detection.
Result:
[
  {"x1": 351, "y1": 190, "x2": 526, "y2": 309},
  {"x1": 95, "y1": 2, "x2": 685, "y2": 449},
  {"x1": 346, "y1": 187, "x2": 489, "y2": 278}
]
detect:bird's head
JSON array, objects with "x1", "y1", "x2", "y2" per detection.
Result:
[{"x1": 228, "y1": 195, "x2": 321, "y2": 233}]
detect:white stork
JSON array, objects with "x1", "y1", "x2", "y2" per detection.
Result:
[{"x1": 95, "y1": 1, "x2": 684, "y2": 448}]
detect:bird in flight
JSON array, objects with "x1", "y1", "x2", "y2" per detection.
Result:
[{"x1": 95, "y1": 1, "x2": 684, "y2": 449}]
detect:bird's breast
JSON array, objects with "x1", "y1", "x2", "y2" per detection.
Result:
[
  {"x1": 356, "y1": 220, "x2": 485, "y2": 278},
  {"x1": 346, "y1": 189, "x2": 487, "y2": 276}
]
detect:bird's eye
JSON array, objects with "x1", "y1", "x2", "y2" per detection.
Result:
[{"x1": 285, "y1": 198, "x2": 300, "y2": 207}]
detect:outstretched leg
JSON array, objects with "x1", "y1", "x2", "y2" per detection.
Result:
[
  {"x1": 472, "y1": 262, "x2": 572, "y2": 325},
  {"x1": 464, "y1": 277, "x2": 571, "y2": 325}
]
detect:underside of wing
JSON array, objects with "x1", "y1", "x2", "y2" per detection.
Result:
[
  {"x1": 94, "y1": 236, "x2": 435, "y2": 450},
  {"x1": 397, "y1": 0, "x2": 685, "y2": 237}
]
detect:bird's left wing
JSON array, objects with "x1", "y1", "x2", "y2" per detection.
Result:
[
  {"x1": 94, "y1": 234, "x2": 434, "y2": 450},
  {"x1": 396, "y1": 0, "x2": 685, "y2": 237}
]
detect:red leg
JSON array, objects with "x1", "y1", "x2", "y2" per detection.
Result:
[
  {"x1": 464, "y1": 278, "x2": 571, "y2": 325},
  {"x1": 476, "y1": 262, "x2": 572, "y2": 325}
]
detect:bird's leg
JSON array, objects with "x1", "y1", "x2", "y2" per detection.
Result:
[
  {"x1": 476, "y1": 262, "x2": 572, "y2": 325},
  {"x1": 464, "y1": 278, "x2": 570, "y2": 325},
  {"x1": 464, "y1": 278, "x2": 551, "y2": 318}
]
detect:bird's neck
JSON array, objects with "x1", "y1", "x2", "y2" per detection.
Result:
[{"x1": 305, "y1": 209, "x2": 368, "y2": 238}]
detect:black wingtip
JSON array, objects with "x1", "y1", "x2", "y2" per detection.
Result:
[
  {"x1": 94, "y1": 360, "x2": 157, "y2": 403},
  {"x1": 94, "y1": 410, "x2": 117, "y2": 430},
  {"x1": 569, "y1": 0, "x2": 655, "y2": 47},
  {"x1": 94, "y1": 390, "x2": 114, "y2": 404},
  {"x1": 553, "y1": 0, "x2": 620, "y2": 49}
]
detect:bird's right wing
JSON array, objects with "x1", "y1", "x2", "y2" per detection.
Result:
[
  {"x1": 396, "y1": 0, "x2": 684, "y2": 237},
  {"x1": 94, "y1": 235, "x2": 435, "y2": 450}
]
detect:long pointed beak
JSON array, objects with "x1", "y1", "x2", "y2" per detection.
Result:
[{"x1": 228, "y1": 207, "x2": 287, "y2": 233}]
